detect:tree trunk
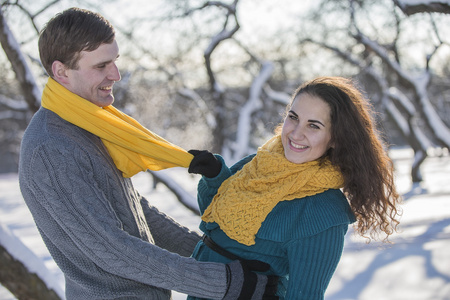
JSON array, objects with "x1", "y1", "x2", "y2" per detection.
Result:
[
  {"x1": 0, "y1": 244, "x2": 61, "y2": 300},
  {"x1": 0, "y1": 10, "x2": 40, "y2": 113}
]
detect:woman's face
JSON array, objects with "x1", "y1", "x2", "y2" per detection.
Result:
[{"x1": 281, "y1": 93, "x2": 333, "y2": 164}]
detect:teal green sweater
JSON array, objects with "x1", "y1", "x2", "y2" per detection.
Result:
[{"x1": 189, "y1": 155, "x2": 356, "y2": 300}]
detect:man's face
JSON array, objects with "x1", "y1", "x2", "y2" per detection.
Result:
[{"x1": 65, "y1": 40, "x2": 121, "y2": 107}]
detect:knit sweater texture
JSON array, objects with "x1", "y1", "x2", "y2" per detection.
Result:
[
  {"x1": 188, "y1": 155, "x2": 356, "y2": 300},
  {"x1": 19, "y1": 108, "x2": 229, "y2": 300}
]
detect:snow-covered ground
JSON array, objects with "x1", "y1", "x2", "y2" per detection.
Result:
[{"x1": 0, "y1": 147, "x2": 449, "y2": 300}]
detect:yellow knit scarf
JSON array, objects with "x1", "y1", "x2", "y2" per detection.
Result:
[
  {"x1": 41, "y1": 77, "x2": 193, "y2": 177},
  {"x1": 202, "y1": 135, "x2": 344, "y2": 246}
]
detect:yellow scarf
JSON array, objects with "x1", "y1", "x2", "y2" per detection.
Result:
[
  {"x1": 41, "y1": 77, "x2": 193, "y2": 177},
  {"x1": 202, "y1": 135, "x2": 344, "y2": 246}
]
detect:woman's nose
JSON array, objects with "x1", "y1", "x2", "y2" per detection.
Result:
[{"x1": 291, "y1": 124, "x2": 305, "y2": 140}]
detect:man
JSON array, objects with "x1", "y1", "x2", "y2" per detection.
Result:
[{"x1": 19, "y1": 7, "x2": 277, "y2": 300}]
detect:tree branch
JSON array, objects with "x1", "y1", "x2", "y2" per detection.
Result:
[
  {"x1": 393, "y1": 0, "x2": 450, "y2": 15},
  {"x1": 148, "y1": 171, "x2": 200, "y2": 215}
]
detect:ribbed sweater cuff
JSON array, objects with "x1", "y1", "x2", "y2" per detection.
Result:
[{"x1": 181, "y1": 260, "x2": 228, "y2": 299}]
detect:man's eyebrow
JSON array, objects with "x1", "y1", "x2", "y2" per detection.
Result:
[{"x1": 95, "y1": 54, "x2": 120, "y2": 66}]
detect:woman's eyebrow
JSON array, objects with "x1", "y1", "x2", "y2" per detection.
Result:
[
  {"x1": 289, "y1": 110, "x2": 326, "y2": 127},
  {"x1": 309, "y1": 119, "x2": 326, "y2": 127}
]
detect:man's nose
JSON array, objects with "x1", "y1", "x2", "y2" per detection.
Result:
[{"x1": 109, "y1": 63, "x2": 121, "y2": 82}]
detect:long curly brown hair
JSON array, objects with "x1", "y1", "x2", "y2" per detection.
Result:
[{"x1": 285, "y1": 76, "x2": 401, "y2": 242}]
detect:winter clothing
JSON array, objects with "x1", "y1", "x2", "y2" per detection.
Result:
[
  {"x1": 224, "y1": 260, "x2": 278, "y2": 300},
  {"x1": 188, "y1": 150, "x2": 222, "y2": 178},
  {"x1": 41, "y1": 77, "x2": 192, "y2": 177},
  {"x1": 202, "y1": 135, "x2": 344, "y2": 246},
  {"x1": 188, "y1": 151, "x2": 356, "y2": 300},
  {"x1": 19, "y1": 105, "x2": 242, "y2": 299}
]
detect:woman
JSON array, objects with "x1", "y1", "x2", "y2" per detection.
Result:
[{"x1": 187, "y1": 76, "x2": 401, "y2": 299}]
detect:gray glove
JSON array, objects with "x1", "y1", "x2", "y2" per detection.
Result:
[{"x1": 223, "y1": 260, "x2": 279, "y2": 300}]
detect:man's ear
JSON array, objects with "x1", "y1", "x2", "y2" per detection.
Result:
[{"x1": 52, "y1": 61, "x2": 70, "y2": 85}]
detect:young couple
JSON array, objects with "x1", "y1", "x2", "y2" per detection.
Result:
[{"x1": 19, "y1": 7, "x2": 400, "y2": 300}]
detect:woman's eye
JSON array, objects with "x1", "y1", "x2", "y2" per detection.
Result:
[{"x1": 288, "y1": 114, "x2": 298, "y2": 121}]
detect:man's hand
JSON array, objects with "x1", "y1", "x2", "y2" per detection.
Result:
[{"x1": 224, "y1": 260, "x2": 279, "y2": 300}]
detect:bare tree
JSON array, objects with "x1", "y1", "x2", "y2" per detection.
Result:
[
  {"x1": 297, "y1": 0, "x2": 450, "y2": 182},
  {"x1": 156, "y1": 0, "x2": 291, "y2": 163}
]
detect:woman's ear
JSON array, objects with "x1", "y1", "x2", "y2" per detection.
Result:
[
  {"x1": 52, "y1": 61, "x2": 70, "y2": 85},
  {"x1": 328, "y1": 140, "x2": 335, "y2": 150}
]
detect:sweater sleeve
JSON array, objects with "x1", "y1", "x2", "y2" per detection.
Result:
[
  {"x1": 21, "y1": 142, "x2": 228, "y2": 299},
  {"x1": 139, "y1": 195, "x2": 201, "y2": 257},
  {"x1": 284, "y1": 225, "x2": 348, "y2": 300}
]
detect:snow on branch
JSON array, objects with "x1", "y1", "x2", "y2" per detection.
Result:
[
  {"x1": 354, "y1": 32, "x2": 414, "y2": 83},
  {"x1": 365, "y1": 68, "x2": 430, "y2": 182},
  {"x1": 0, "y1": 110, "x2": 26, "y2": 121},
  {"x1": 228, "y1": 61, "x2": 274, "y2": 162},
  {"x1": 0, "y1": 223, "x2": 64, "y2": 299},
  {"x1": 394, "y1": 0, "x2": 450, "y2": 15},
  {"x1": 0, "y1": 10, "x2": 41, "y2": 112},
  {"x1": 148, "y1": 170, "x2": 200, "y2": 215},
  {"x1": 385, "y1": 100, "x2": 411, "y2": 137},
  {"x1": 354, "y1": 30, "x2": 450, "y2": 148},
  {"x1": 203, "y1": 1, "x2": 240, "y2": 92},
  {"x1": 388, "y1": 87, "x2": 416, "y2": 116},
  {"x1": 178, "y1": 88, "x2": 217, "y2": 128},
  {"x1": 263, "y1": 86, "x2": 291, "y2": 106},
  {"x1": 0, "y1": 94, "x2": 28, "y2": 111},
  {"x1": 415, "y1": 78, "x2": 450, "y2": 147}
]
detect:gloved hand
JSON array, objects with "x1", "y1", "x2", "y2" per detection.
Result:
[
  {"x1": 223, "y1": 260, "x2": 279, "y2": 300},
  {"x1": 188, "y1": 150, "x2": 222, "y2": 178}
]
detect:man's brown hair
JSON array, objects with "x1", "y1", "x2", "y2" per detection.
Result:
[{"x1": 38, "y1": 7, "x2": 115, "y2": 77}]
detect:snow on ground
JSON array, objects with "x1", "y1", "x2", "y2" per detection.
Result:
[
  {"x1": 0, "y1": 147, "x2": 449, "y2": 300},
  {"x1": 326, "y1": 148, "x2": 450, "y2": 300}
]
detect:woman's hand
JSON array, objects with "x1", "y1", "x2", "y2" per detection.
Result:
[{"x1": 188, "y1": 150, "x2": 222, "y2": 178}]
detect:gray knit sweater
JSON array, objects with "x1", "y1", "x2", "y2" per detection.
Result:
[{"x1": 19, "y1": 108, "x2": 229, "y2": 299}]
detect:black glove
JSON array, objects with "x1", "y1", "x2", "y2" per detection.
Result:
[
  {"x1": 223, "y1": 260, "x2": 279, "y2": 300},
  {"x1": 188, "y1": 150, "x2": 222, "y2": 178}
]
